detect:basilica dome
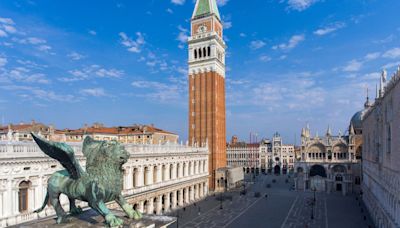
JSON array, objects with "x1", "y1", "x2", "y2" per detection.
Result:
[{"x1": 350, "y1": 110, "x2": 364, "y2": 130}]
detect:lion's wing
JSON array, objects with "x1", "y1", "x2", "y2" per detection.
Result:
[{"x1": 32, "y1": 133, "x2": 85, "y2": 179}]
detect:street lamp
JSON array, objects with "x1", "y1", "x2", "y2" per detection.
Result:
[
  {"x1": 311, "y1": 187, "x2": 316, "y2": 220},
  {"x1": 220, "y1": 177, "x2": 224, "y2": 209}
]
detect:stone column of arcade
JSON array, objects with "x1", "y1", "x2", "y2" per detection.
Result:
[
  {"x1": 171, "y1": 191, "x2": 177, "y2": 209},
  {"x1": 147, "y1": 198, "x2": 154, "y2": 214},
  {"x1": 138, "y1": 201, "x2": 144, "y2": 213},
  {"x1": 164, "y1": 193, "x2": 170, "y2": 213},
  {"x1": 178, "y1": 189, "x2": 184, "y2": 207},
  {"x1": 155, "y1": 195, "x2": 163, "y2": 215}
]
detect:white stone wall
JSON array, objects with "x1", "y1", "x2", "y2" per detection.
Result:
[
  {"x1": 362, "y1": 71, "x2": 400, "y2": 228},
  {"x1": 0, "y1": 141, "x2": 209, "y2": 227}
]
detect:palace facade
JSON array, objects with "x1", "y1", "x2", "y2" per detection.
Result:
[
  {"x1": 0, "y1": 140, "x2": 209, "y2": 226},
  {"x1": 362, "y1": 68, "x2": 400, "y2": 228}
]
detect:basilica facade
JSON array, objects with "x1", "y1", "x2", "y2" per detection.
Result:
[
  {"x1": 0, "y1": 140, "x2": 209, "y2": 226},
  {"x1": 294, "y1": 120, "x2": 363, "y2": 195}
]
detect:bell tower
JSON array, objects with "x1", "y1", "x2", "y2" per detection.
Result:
[{"x1": 188, "y1": 0, "x2": 227, "y2": 190}]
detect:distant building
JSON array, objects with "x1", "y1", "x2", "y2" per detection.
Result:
[
  {"x1": 294, "y1": 119, "x2": 363, "y2": 195},
  {"x1": 362, "y1": 68, "x2": 400, "y2": 228},
  {"x1": 261, "y1": 133, "x2": 295, "y2": 175},
  {"x1": 0, "y1": 122, "x2": 179, "y2": 145},
  {"x1": 227, "y1": 139, "x2": 261, "y2": 174},
  {"x1": 0, "y1": 120, "x2": 54, "y2": 142}
]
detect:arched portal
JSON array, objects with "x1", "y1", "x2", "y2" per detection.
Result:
[{"x1": 309, "y1": 165, "x2": 327, "y2": 178}]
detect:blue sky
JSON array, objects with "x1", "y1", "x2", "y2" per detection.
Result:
[{"x1": 0, "y1": 0, "x2": 399, "y2": 144}]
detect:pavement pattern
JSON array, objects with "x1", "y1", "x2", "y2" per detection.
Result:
[{"x1": 168, "y1": 174, "x2": 374, "y2": 228}]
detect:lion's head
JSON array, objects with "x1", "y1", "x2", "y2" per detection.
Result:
[{"x1": 83, "y1": 136, "x2": 129, "y2": 171}]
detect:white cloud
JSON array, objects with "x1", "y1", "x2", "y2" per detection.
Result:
[
  {"x1": 37, "y1": 45, "x2": 52, "y2": 52},
  {"x1": 17, "y1": 37, "x2": 47, "y2": 45},
  {"x1": 0, "y1": 57, "x2": 7, "y2": 67},
  {"x1": 239, "y1": 33, "x2": 247, "y2": 37},
  {"x1": 286, "y1": 0, "x2": 320, "y2": 11},
  {"x1": 81, "y1": 88, "x2": 107, "y2": 97},
  {"x1": 272, "y1": 34, "x2": 305, "y2": 51},
  {"x1": 176, "y1": 26, "x2": 189, "y2": 49},
  {"x1": 259, "y1": 55, "x2": 271, "y2": 62},
  {"x1": 0, "y1": 29, "x2": 7, "y2": 37},
  {"x1": 67, "y1": 52, "x2": 85, "y2": 60},
  {"x1": 166, "y1": 8, "x2": 174, "y2": 14},
  {"x1": 61, "y1": 65, "x2": 124, "y2": 82},
  {"x1": 88, "y1": 30, "x2": 97, "y2": 35},
  {"x1": 171, "y1": 0, "x2": 185, "y2": 5},
  {"x1": 382, "y1": 47, "x2": 400, "y2": 59},
  {"x1": 343, "y1": 60, "x2": 362, "y2": 72},
  {"x1": 314, "y1": 22, "x2": 345, "y2": 36},
  {"x1": 0, "y1": 17, "x2": 14, "y2": 25},
  {"x1": 131, "y1": 80, "x2": 181, "y2": 102},
  {"x1": 217, "y1": 0, "x2": 229, "y2": 6},
  {"x1": 364, "y1": 52, "x2": 381, "y2": 61},
  {"x1": 119, "y1": 32, "x2": 145, "y2": 53},
  {"x1": 250, "y1": 40, "x2": 266, "y2": 50},
  {"x1": 3, "y1": 25, "x2": 16, "y2": 34}
]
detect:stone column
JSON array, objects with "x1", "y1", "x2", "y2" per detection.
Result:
[
  {"x1": 13, "y1": 187, "x2": 18, "y2": 214},
  {"x1": 190, "y1": 162, "x2": 194, "y2": 176},
  {"x1": 171, "y1": 191, "x2": 177, "y2": 209},
  {"x1": 126, "y1": 167, "x2": 133, "y2": 189},
  {"x1": 164, "y1": 194, "x2": 170, "y2": 213},
  {"x1": 171, "y1": 164, "x2": 177, "y2": 180},
  {"x1": 178, "y1": 163, "x2": 183, "y2": 178},
  {"x1": 184, "y1": 187, "x2": 189, "y2": 205},
  {"x1": 155, "y1": 196, "x2": 162, "y2": 215},
  {"x1": 138, "y1": 201, "x2": 144, "y2": 213},
  {"x1": 148, "y1": 198, "x2": 154, "y2": 214},
  {"x1": 199, "y1": 184, "x2": 204, "y2": 198},
  {"x1": 178, "y1": 189, "x2": 184, "y2": 206},
  {"x1": 165, "y1": 164, "x2": 171, "y2": 181},
  {"x1": 189, "y1": 186, "x2": 194, "y2": 202},
  {"x1": 138, "y1": 167, "x2": 144, "y2": 187},
  {"x1": 194, "y1": 161, "x2": 198, "y2": 175},
  {"x1": 155, "y1": 166, "x2": 162, "y2": 183},
  {"x1": 184, "y1": 163, "x2": 188, "y2": 177},
  {"x1": 145, "y1": 167, "x2": 152, "y2": 186},
  {"x1": 5, "y1": 179, "x2": 12, "y2": 217}
]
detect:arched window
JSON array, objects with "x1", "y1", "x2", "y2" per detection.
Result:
[
  {"x1": 199, "y1": 48, "x2": 202, "y2": 58},
  {"x1": 19, "y1": 181, "x2": 30, "y2": 212},
  {"x1": 194, "y1": 49, "x2": 197, "y2": 59},
  {"x1": 208, "y1": 46, "x2": 211, "y2": 57},
  {"x1": 203, "y1": 47, "x2": 206, "y2": 58}
]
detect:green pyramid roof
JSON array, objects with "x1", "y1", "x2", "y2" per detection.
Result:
[{"x1": 193, "y1": 0, "x2": 221, "y2": 20}]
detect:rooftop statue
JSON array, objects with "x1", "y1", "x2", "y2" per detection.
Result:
[{"x1": 31, "y1": 133, "x2": 142, "y2": 227}]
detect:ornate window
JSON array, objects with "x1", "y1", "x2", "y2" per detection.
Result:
[{"x1": 18, "y1": 181, "x2": 31, "y2": 212}]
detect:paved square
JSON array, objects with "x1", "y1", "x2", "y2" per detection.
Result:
[{"x1": 168, "y1": 174, "x2": 374, "y2": 228}]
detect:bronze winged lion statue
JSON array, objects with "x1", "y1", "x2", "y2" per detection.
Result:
[{"x1": 31, "y1": 133, "x2": 142, "y2": 227}]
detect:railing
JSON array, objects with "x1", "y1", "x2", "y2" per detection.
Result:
[{"x1": 0, "y1": 141, "x2": 208, "y2": 159}]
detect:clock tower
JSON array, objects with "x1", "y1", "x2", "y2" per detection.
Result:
[{"x1": 188, "y1": 0, "x2": 227, "y2": 190}]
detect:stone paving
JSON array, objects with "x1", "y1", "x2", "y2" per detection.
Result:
[{"x1": 168, "y1": 174, "x2": 374, "y2": 228}]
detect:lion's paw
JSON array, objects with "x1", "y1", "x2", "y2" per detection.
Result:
[
  {"x1": 105, "y1": 214, "x2": 124, "y2": 227},
  {"x1": 70, "y1": 206, "x2": 83, "y2": 215},
  {"x1": 56, "y1": 215, "x2": 71, "y2": 224}
]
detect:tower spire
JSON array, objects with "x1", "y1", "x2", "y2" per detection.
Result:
[{"x1": 192, "y1": 0, "x2": 221, "y2": 20}]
